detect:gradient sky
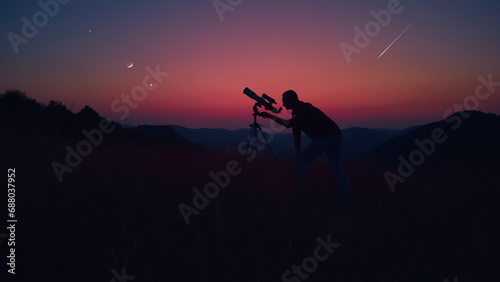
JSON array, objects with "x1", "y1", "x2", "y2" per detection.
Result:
[{"x1": 1, "y1": 0, "x2": 499, "y2": 129}]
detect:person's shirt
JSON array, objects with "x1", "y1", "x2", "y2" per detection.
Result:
[{"x1": 288, "y1": 101, "x2": 341, "y2": 139}]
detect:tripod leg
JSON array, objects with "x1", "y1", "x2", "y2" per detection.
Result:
[
  {"x1": 243, "y1": 125, "x2": 257, "y2": 181},
  {"x1": 255, "y1": 125, "x2": 288, "y2": 179}
]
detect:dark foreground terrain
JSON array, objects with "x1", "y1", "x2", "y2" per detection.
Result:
[{"x1": 1, "y1": 90, "x2": 499, "y2": 281}]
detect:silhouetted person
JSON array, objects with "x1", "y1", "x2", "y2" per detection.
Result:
[{"x1": 259, "y1": 90, "x2": 353, "y2": 199}]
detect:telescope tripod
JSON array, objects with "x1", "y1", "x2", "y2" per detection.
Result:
[{"x1": 243, "y1": 109, "x2": 287, "y2": 181}]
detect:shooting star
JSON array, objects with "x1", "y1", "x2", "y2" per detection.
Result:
[{"x1": 377, "y1": 23, "x2": 413, "y2": 60}]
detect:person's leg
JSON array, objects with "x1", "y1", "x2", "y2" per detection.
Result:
[
  {"x1": 325, "y1": 135, "x2": 354, "y2": 199},
  {"x1": 298, "y1": 137, "x2": 329, "y2": 195}
]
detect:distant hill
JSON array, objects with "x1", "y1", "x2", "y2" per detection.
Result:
[
  {"x1": 339, "y1": 127, "x2": 389, "y2": 161},
  {"x1": 358, "y1": 110, "x2": 500, "y2": 196},
  {"x1": 362, "y1": 111, "x2": 500, "y2": 166},
  {"x1": 169, "y1": 124, "x2": 418, "y2": 162},
  {"x1": 130, "y1": 125, "x2": 204, "y2": 150},
  {"x1": 168, "y1": 125, "x2": 250, "y2": 152},
  {"x1": 0, "y1": 89, "x2": 203, "y2": 151},
  {"x1": 374, "y1": 126, "x2": 420, "y2": 137}
]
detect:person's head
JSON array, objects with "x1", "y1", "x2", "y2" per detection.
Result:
[{"x1": 282, "y1": 90, "x2": 299, "y2": 110}]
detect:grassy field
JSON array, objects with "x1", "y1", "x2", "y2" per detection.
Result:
[{"x1": 1, "y1": 91, "x2": 499, "y2": 281}]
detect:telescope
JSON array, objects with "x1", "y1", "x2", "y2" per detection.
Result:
[
  {"x1": 243, "y1": 87, "x2": 282, "y2": 114},
  {"x1": 241, "y1": 87, "x2": 287, "y2": 182}
]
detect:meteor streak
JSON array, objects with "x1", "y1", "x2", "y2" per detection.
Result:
[{"x1": 378, "y1": 23, "x2": 413, "y2": 60}]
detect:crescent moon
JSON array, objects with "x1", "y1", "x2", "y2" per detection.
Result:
[{"x1": 126, "y1": 62, "x2": 134, "y2": 69}]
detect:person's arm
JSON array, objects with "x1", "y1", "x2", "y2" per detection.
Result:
[
  {"x1": 272, "y1": 115, "x2": 291, "y2": 128},
  {"x1": 259, "y1": 112, "x2": 291, "y2": 128},
  {"x1": 260, "y1": 111, "x2": 299, "y2": 156}
]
